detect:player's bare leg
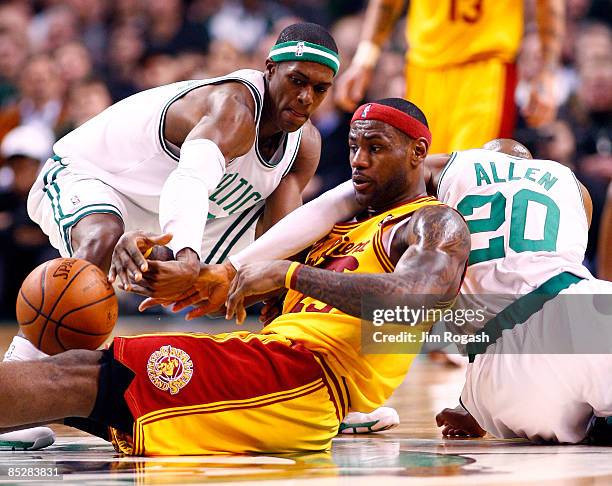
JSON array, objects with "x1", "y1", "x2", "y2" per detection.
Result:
[
  {"x1": 0, "y1": 350, "x2": 101, "y2": 430},
  {"x1": 436, "y1": 405, "x2": 486, "y2": 437},
  {"x1": 71, "y1": 213, "x2": 125, "y2": 273}
]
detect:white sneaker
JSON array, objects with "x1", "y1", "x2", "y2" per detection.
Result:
[
  {"x1": 339, "y1": 406, "x2": 400, "y2": 434},
  {"x1": 3, "y1": 336, "x2": 48, "y2": 362},
  {"x1": 0, "y1": 427, "x2": 55, "y2": 450}
]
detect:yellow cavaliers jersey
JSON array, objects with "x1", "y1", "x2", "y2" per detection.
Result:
[
  {"x1": 263, "y1": 195, "x2": 442, "y2": 412},
  {"x1": 407, "y1": 0, "x2": 523, "y2": 68}
]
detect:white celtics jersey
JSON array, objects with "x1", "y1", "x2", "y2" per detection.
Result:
[
  {"x1": 438, "y1": 149, "x2": 592, "y2": 299},
  {"x1": 52, "y1": 69, "x2": 302, "y2": 217}
]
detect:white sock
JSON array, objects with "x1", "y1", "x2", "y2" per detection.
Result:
[{"x1": 3, "y1": 336, "x2": 49, "y2": 362}]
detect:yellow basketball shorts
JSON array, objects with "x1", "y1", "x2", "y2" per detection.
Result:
[
  {"x1": 105, "y1": 331, "x2": 343, "y2": 456},
  {"x1": 405, "y1": 59, "x2": 517, "y2": 154}
]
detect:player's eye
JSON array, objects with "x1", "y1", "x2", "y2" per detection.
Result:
[
  {"x1": 315, "y1": 86, "x2": 328, "y2": 93},
  {"x1": 349, "y1": 144, "x2": 358, "y2": 153},
  {"x1": 370, "y1": 145, "x2": 382, "y2": 153},
  {"x1": 290, "y1": 76, "x2": 304, "y2": 86}
]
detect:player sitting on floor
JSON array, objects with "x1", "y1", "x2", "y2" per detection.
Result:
[
  {"x1": 0, "y1": 99, "x2": 469, "y2": 455},
  {"x1": 200, "y1": 134, "x2": 612, "y2": 445}
]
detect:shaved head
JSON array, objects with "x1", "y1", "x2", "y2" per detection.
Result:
[{"x1": 483, "y1": 138, "x2": 532, "y2": 159}]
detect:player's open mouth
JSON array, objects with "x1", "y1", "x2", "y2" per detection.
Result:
[{"x1": 352, "y1": 176, "x2": 372, "y2": 191}]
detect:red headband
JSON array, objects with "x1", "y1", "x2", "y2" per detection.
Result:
[{"x1": 351, "y1": 103, "x2": 432, "y2": 145}]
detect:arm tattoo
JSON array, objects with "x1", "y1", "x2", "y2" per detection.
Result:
[{"x1": 293, "y1": 205, "x2": 471, "y2": 319}]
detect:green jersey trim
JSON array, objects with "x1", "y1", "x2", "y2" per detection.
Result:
[
  {"x1": 467, "y1": 271, "x2": 584, "y2": 361},
  {"x1": 203, "y1": 204, "x2": 264, "y2": 264}
]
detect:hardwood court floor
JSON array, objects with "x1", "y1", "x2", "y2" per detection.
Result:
[{"x1": 1, "y1": 316, "x2": 612, "y2": 485}]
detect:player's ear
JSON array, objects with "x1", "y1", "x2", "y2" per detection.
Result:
[
  {"x1": 412, "y1": 138, "x2": 429, "y2": 166},
  {"x1": 265, "y1": 59, "x2": 277, "y2": 80}
]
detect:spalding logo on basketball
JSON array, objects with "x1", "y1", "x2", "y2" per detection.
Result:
[
  {"x1": 16, "y1": 258, "x2": 118, "y2": 355},
  {"x1": 147, "y1": 345, "x2": 193, "y2": 395}
]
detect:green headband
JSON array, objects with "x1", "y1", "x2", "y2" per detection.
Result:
[{"x1": 269, "y1": 41, "x2": 340, "y2": 76}]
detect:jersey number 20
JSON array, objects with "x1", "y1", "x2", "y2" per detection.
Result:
[{"x1": 457, "y1": 188, "x2": 560, "y2": 265}]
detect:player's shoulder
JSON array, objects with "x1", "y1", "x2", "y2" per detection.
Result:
[
  {"x1": 191, "y1": 71, "x2": 263, "y2": 118},
  {"x1": 408, "y1": 203, "x2": 471, "y2": 251},
  {"x1": 300, "y1": 120, "x2": 320, "y2": 140}
]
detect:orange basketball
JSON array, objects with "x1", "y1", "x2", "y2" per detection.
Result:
[{"x1": 16, "y1": 258, "x2": 118, "y2": 355}]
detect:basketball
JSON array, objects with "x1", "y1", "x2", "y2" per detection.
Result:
[{"x1": 16, "y1": 258, "x2": 118, "y2": 355}]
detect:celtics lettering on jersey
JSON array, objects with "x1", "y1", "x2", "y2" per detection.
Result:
[{"x1": 208, "y1": 173, "x2": 262, "y2": 218}]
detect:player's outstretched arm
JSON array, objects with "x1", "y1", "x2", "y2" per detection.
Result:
[
  {"x1": 231, "y1": 179, "x2": 363, "y2": 269},
  {"x1": 137, "y1": 179, "x2": 364, "y2": 314},
  {"x1": 226, "y1": 205, "x2": 470, "y2": 324},
  {"x1": 123, "y1": 85, "x2": 258, "y2": 299},
  {"x1": 335, "y1": 0, "x2": 405, "y2": 111}
]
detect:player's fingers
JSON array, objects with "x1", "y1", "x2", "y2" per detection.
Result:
[
  {"x1": 226, "y1": 282, "x2": 245, "y2": 321},
  {"x1": 236, "y1": 301, "x2": 247, "y2": 325},
  {"x1": 118, "y1": 248, "x2": 143, "y2": 289},
  {"x1": 435, "y1": 410, "x2": 450, "y2": 426},
  {"x1": 228, "y1": 270, "x2": 240, "y2": 297},
  {"x1": 115, "y1": 250, "x2": 134, "y2": 291},
  {"x1": 125, "y1": 242, "x2": 148, "y2": 276},
  {"x1": 146, "y1": 232, "x2": 173, "y2": 248},
  {"x1": 186, "y1": 300, "x2": 221, "y2": 320},
  {"x1": 128, "y1": 282, "x2": 155, "y2": 295},
  {"x1": 259, "y1": 303, "x2": 273, "y2": 323},
  {"x1": 172, "y1": 291, "x2": 202, "y2": 312},
  {"x1": 108, "y1": 263, "x2": 117, "y2": 283},
  {"x1": 186, "y1": 306, "x2": 207, "y2": 320},
  {"x1": 138, "y1": 297, "x2": 163, "y2": 311}
]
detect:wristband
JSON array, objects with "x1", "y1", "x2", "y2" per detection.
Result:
[
  {"x1": 353, "y1": 40, "x2": 381, "y2": 68},
  {"x1": 285, "y1": 262, "x2": 302, "y2": 289}
]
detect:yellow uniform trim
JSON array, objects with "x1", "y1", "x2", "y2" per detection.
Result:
[{"x1": 133, "y1": 378, "x2": 326, "y2": 455}]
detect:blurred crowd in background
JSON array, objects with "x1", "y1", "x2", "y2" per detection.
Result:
[{"x1": 0, "y1": 0, "x2": 610, "y2": 317}]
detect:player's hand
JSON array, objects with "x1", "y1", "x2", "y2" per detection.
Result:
[
  {"x1": 226, "y1": 260, "x2": 290, "y2": 325},
  {"x1": 522, "y1": 67, "x2": 557, "y2": 128},
  {"x1": 334, "y1": 64, "x2": 375, "y2": 112},
  {"x1": 138, "y1": 261, "x2": 235, "y2": 320},
  {"x1": 259, "y1": 295, "x2": 285, "y2": 325},
  {"x1": 128, "y1": 248, "x2": 199, "y2": 299},
  {"x1": 173, "y1": 262, "x2": 236, "y2": 320},
  {"x1": 108, "y1": 231, "x2": 173, "y2": 291}
]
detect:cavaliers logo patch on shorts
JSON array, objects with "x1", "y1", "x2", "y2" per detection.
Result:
[{"x1": 147, "y1": 345, "x2": 194, "y2": 395}]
